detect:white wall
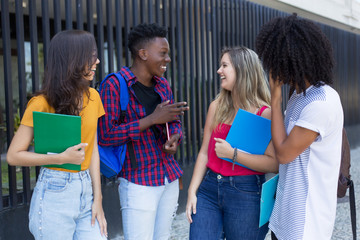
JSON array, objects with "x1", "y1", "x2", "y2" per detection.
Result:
[{"x1": 249, "y1": 0, "x2": 360, "y2": 34}]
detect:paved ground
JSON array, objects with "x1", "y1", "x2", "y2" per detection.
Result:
[{"x1": 113, "y1": 147, "x2": 360, "y2": 240}]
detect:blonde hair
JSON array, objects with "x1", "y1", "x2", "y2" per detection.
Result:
[{"x1": 213, "y1": 47, "x2": 271, "y2": 129}]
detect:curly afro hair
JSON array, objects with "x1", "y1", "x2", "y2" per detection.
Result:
[
  {"x1": 255, "y1": 13, "x2": 334, "y2": 94},
  {"x1": 128, "y1": 23, "x2": 167, "y2": 59}
]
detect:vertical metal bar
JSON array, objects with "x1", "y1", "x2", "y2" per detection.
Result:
[
  {"x1": 29, "y1": 0, "x2": 40, "y2": 93},
  {"x1": 148, "y1": 0, "x2": 153, "y2": 23},
  {"x1": 2, "y1": 0, "x2": 16, "y2": 208},
  {"x1": 65, "y1": 0, "x2": 73, "y2": 30},
  {"x1": 240, "y1": 0, "x2": 245, "y2": 45},
  {"x1": 155, "y1": 0, "x2": 161, "y2": 24},
  {"x1": 251, "y1": 3, "x2": 256, "y2": 48},
  {"x1": 115, "y1": 0, "x2": 123, "y2": 70},
  {"x1": 230, "y1": 0, "x2": 235, "y2": 46},
  {"x1": 17, "y1": 0, "x2": 30, "y2": 205},
  {"x1": 124, "y1": 0, "x2": 131, "y2": 66},
  {"x1": 42, "y1": 0, "x2": 50, "y2": 65},
  {"x1": 96, "y1": 0, "x2": 105, "y2": 80},
  {"x1": 31, "y1": 0, "x2": 42, "y2": 179},
  {"x1": 162, "y1": 0, "x2": 167, "y2": 28},
  {"x1": 76, "y1": 0, "x2": 84, "y2": 30},
  {"x1": 221, "y1": 0, "x2": 225, "y2": 47},
  {"x1": 182, "y1": 0, "x2": 190, "y2": 164},
  {"x1": 213, "y1": 0, "x2": 219, "y2": 97},
  {"x1": 54, "y1": 0, "x2": 62, "y2": 33},
  {"x1": 194, "y1": 0, "x2": 202, "y2": 150},
  {"x1": 226, "y1": 0, "x2": 231, "y2": 46},
  {"x1": 206, "y1": 0, "x2": 212, "y2": 102},
  {"x1": 188, "y1": 0, "x2": 197, "y2": 160},
  {"x1": 133, "y1": 0, "x2": 139, "y2": 26},
  {"x1": 235, "y1": 0, "x2": 240, "y2": 46},
  {"x1": 86, "y1": 0, "x2": 94, "y2": 34},
  {"x1": 244, "y1": 1, "x2": 249, "y2": 46},
  {"x1": 169, "y1": 0, "x2": 176, "y2": 91},
  {"x1": 106, "y1": 0, "x2": 114, "y2": 74},
  {"x1": 200, "y1": 0, "x2": 206, "y2": 127},
  {"x1": 16, "y1": 0, "x2": 27, "y2": 115},
  {"x1": 175, "y1": 0, "x2": 184, "y2": 164},
  {"x1": 176, "y1": 0, "x2": 182, "y2": 101},
  {"x1": 140, "y1": 0, "x2": 145, "y2": 23}
]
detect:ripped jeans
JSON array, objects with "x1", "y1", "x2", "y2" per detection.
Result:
[{"x1": 118, "y1": 177, "x2": 179, "y2": 240}]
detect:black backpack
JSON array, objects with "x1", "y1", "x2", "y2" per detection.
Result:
[{"x1": 338, "y1": 128, "x2": 357, "y2": 240}]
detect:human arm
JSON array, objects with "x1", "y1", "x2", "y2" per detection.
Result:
[
  {"x1": 213, "y1": 108, "x2": 278, "y2": 173},
  {"x1": 7, "y1": 124, "x2": 87, "y2": 166},
  {"x1": 214, "y1": 139, "x2": 278, "y2": 173},
  {"x1": 269, "y1": 74, "x2": 318, "y2": 164},
  {"x1": 186, "y1": 100, "x2": 217, "y2": 223},
  {"x1": 89, "y1": 131, "x2": 107, "y2": 237}
]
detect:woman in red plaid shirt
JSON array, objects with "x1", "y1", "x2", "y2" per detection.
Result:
[{"x1": 98, "y1": 23, "x2": 188, "y2": 240}]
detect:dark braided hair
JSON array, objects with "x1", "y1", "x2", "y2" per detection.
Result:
[
  {"x1": 128, "y1": 23, "x2": 167, "y2": 59},
  {"x1": 256, "y1": 13, "x2": 334, "y2": 94}
]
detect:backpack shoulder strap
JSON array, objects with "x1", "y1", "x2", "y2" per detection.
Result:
[
  {"x1": 101, "y1": 72, "x2": 129, "y2": 111},
  {"x1": 113, "y1": 72, "x2": 129, "y2": 111}
]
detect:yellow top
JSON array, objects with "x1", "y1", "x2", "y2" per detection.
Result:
[{"x1": 21, "y1": 88, "x2": 105, "y2": 172}]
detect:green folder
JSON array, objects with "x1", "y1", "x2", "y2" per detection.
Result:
[{"x1": 33, "y1": 111, "x2": 81, "y2": 171}]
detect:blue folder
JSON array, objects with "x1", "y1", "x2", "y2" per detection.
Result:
[
  {"x1": 259, "y1": 174, "x2": 279, "y2": 227},
  {"x1": 221, "y1": 108, "x2": 272, "y2": 169}
]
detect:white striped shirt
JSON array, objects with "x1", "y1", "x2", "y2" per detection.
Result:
[{"x1": 269, "y1": 85, "x2": 343, "y2": 240}]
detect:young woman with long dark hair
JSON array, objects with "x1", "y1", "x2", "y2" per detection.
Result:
[{"x1": 7, "y1": 30, "x2": 107, "y2": 239}]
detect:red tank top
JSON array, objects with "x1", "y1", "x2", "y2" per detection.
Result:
[{"x1": 206, "y1": 106, "x2": 268, "y2": 176}]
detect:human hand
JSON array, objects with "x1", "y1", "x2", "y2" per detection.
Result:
[
  {"x1": 269, "y1": 72, "x2": 283, "y2": 103},
  {"x1": 59, "y1": 143, "x2": 88, "y2": 165},
  {"x1": 151, "y1": 101, "x2": 189, "y2": 124},
  {"x1": 186, "y1": 192, "x2": 197, "y2": 223},
  {"x1": 91, "y1": 200, "x2": 108, "y2": 238},
  {"x1": 214, "y1": 138, "x2": 233, "y2": 159},
  {"x1": 163, "y1": 133, "x2": 180, "y2": 154}
]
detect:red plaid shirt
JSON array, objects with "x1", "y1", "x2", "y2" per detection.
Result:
[{"x1": 98, "y1": 67, "x2": 183, "y2": 186}]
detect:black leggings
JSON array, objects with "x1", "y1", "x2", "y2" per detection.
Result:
[{"x1": 271, "y1": 231, "x2": 278, "y2": 240}]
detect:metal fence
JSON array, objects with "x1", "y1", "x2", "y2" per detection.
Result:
[{"x1": 1, "y1": 0, "x2": 359, "y2": 212}]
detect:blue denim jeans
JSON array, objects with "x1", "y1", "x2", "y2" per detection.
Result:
[
  {"x1": 29, "y1": 167, "x2": 106, "y2": 240},
  {"x1": 189, "y1": 170, "x2": 269, "y2": 240},
  {"x1": 118, "y1": 177, "x2": 179, "y2": 240}
]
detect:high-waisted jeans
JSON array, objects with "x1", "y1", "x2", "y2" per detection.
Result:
[
  {"x1": 189, "y1": 169, "x2": 269, "y2": 240},
  {"x1": 29, "y1": 167, "x2": 106, "y2": 240}
]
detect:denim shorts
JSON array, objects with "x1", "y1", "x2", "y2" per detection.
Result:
[
  {"x1": 189, "y1": 169, "x2": 269, "y2": 240},
  {"x1": 29, "y1": 167, "x2": 106, "y2": 240}
]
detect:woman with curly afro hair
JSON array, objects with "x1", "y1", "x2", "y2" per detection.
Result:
[{"x1": 256, "y1": 13, "x2": 343, "y2": 240}]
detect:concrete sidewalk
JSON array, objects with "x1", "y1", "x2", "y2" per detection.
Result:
[{"x1": 114, "y1": 147, "x2": 360, "y2": 240}]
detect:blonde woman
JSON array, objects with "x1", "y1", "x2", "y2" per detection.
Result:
[{"x1": 186, "y1": 47, "x2": 278, "y2": 240}]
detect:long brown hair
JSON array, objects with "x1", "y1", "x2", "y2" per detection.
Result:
[
  {"x1": 214, "y1": 47, "x2": 270, "y2": 129},
  {"x1": 39, "y1": 30, "x2": 97, "y2": 115}
]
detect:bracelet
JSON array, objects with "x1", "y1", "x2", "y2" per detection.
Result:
[{"x1": 232, "y1": 148, "x2": 237, "y2": 170}]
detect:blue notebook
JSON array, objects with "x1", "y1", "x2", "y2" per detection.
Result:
[
  {"x1": 259, "y1": 174, "x2": 279, "y2": 227},
  {"x1": 221, "y1": 108, "x2": 272, "y2": 169}
]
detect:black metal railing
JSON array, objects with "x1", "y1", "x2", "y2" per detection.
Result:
[{"x1": 1, "y1": 0, "x2": 360, "y2": 212}]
